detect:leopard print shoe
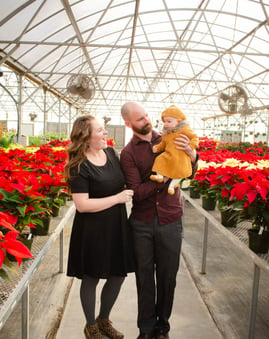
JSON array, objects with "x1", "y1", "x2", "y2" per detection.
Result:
[
  {"x1": 96, "y1": 317, "x2": 124, "y2": 339},
  {"x1": 84, "y1": 323, "x2": 103, "y2": 339}
]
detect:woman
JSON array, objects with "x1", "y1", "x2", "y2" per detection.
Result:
[{"x1": 65, "y1": 115, "x2": 134, "y2": 339}]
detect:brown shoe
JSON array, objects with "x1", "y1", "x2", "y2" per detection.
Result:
[
  {"x1": 84, "y1": 323, "x2": 103, "y2": 339},
  {"x1": 96, "y1": 317, "x2": 124, "y2": 338}
]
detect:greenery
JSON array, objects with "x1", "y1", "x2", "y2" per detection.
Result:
[
  {"x1": 0, "y1": 187, "x2": 49, "y2": 234},
  {"x1": 235, "y1": 197, "x2": 269, "y2": 231},
  {"x1": 29, "y1": 133, "x2": 68, "y2": 146},
  {"x1": 0, "y1": 130, "x2": 16, "y2": 148},
  {"x1": 216, "y1": 141, "x2": 269, "y2": 155}
]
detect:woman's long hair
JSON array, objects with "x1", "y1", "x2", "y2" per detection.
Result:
[{"x1": 64, "y1": 115, "x2": 95, "y2": 180}]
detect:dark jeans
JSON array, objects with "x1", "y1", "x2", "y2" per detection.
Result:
[{"x1": 130, "y1": 215, "x2": 183, "y2": 334}]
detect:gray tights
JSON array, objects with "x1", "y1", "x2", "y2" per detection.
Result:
[{"x1": 80, "y1": 275, "x2": 125, "y2": 325}]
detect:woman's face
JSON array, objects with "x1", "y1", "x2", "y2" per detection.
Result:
[{"x1": 88, "y1": 119, "x2": 108, "y2": 150}]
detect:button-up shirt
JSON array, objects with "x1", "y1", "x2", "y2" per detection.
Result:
[{"x1": 120, "y1": 130, "x2": 198, "y2": 225}]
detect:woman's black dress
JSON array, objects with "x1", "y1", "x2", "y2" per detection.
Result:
[{"x1": 67, "y1": 147, "x2": 134, "y2": 279}]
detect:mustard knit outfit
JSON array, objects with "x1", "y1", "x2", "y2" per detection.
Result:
[{"x1": 151, "y1": 106, "x2": 199, "y2": 193}]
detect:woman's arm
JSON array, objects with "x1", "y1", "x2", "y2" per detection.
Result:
[{"x1": 72, "y1": 190, "x2": 133, "y2": 213}]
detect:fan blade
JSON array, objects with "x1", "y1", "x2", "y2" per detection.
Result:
[
  {"x1": 67, "y1": 85, "x2": 80, "y2": 95},
  {"x1": 81, "y1": 88, "x2": 94, "y2": 99},
  {"x1": 219, "y1": 92, "x2": 230, "y2": 101},
  {"x1": 235, "y1": 86, "x2": 246, "y2": 97}
]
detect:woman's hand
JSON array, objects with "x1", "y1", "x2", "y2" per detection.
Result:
[
  {"x1": 116, "y1": 189, "x2": 134, "y2": 204},
  {"x1": 174, "y1": 134, "x2": 196, "y2": 163}
]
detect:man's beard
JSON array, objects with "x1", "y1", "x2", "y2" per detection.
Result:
[{"x1": 132, "y1": 122, "x2": 152, "y2": 135}]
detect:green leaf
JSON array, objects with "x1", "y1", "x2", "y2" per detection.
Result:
[
  {"x1": 17, "y1": 205, "x2": 27, "y2": 217},
  {"x1": 262, "y1": 210, "x2": 269, "y2": 224},
  {"x1": 0, "y1": 268, "x2": 9, "y2": 280}
]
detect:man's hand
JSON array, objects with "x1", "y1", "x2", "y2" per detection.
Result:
[
  {"x1": 174, "y1": 134, "x2": 196, "y2": 163},
  {"x1": 152, "y1": 145, "x2": 158, "y2": 153}
]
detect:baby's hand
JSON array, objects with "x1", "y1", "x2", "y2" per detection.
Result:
[{"x1": 152, "y1": 145, "x2": 158, "y2": 153}]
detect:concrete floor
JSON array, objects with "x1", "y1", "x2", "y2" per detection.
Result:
[
  {"x1": 0, "y1": 199, "x2": 269, "y2": 339},
  {"x1": 55, "y1": 257, "x2": 222, "y2": 339}
]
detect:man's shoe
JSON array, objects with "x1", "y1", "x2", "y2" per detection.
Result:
[
  {"x1": 137, "y1": 332, "x2": 155, "y2": 339},
  {"x1": 155, "y1": 331, "x2": 169, "y2": 339}
]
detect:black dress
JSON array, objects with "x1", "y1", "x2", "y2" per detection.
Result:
[{"x1": 67, "y1": 147, "x2": 134, "y2": 279}]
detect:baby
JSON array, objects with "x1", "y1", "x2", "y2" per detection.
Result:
[{"x1": 150, "y1": 105, "x2": 199, "y2": 195}]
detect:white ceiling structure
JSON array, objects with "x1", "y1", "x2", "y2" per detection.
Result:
[{"x1": 0, "y1": 0, "x2": 269, "y2": 134}]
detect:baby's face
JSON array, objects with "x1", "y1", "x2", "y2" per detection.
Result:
[{"x1": 163, "y1": 116, "x2": 180, "y2": 129}]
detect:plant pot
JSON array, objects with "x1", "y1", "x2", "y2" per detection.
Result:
[
  {"x1": 189, "y1": 187, "x2": 200, "y2": 199},
  {"x1": 52, "y1": 205, "x2": 60, "y2": 217},
  {"x1": 7, "y1": 233, "x2": 34, "y2": 262},
  {"x1": 202, "y1": 196, "x2": 216, "y2": 210},
  {"x1": 58, "y1": 195, "x2": 67, "y2": 205},
  {"x1": 220, "y1": 208, "x2": 239, "y2": 228},
  {"x1": 31, "y1": 216, "x2": 51, "y2": 236},
  {"x1": 248, "y1": 229, "x2": 269, "y2": 254}
]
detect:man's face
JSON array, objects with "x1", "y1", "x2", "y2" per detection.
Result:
[{"x1": 127, "y1": 105, "x2": 152, "y2": 135}]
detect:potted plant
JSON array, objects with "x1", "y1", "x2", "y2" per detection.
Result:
[
  {"x1": 230, "y1": 170, "x2": 269, "y2": 253},
  {"x1": 209, "y1": 166, "x2": 241, "y2": 227},
  {"x1": 0, "y1": 211, "x2": 33, "y2": 279},
  {"x1": 31, "y1": 208, "x2": 52, "y2": 236},
  {"x1": 44, "y1": 185, "x2": 66, "y2": 217},
  {"x1": 189, "y1": 179, "x2": 201, "y2": 199},
  {"x1": 0, "y1": 184, "x2": 48, "y2": 243},
  {"x1": 193, "y1": 166, "x2": 217, "y2": 210}
]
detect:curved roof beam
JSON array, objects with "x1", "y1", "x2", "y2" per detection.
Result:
[
  {"x1": 61, "y1": 0, "x2": 108, "y2": 106},
  {"x1": 125, "y1": 0, "x2": 140, "y2": 91}
]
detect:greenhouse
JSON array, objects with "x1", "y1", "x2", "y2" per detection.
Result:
[{"x1": 0, "y1": 1, "x2": 269, "y2": 339}]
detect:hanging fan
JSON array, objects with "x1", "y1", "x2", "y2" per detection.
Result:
[
  {"x1": 66, "y1": 74, "x2": 95, "y2": 102},
  {"x1": 218, "y1": 84, "x2": 248, "y2": 114},
  {"x1": 239, "y1": 102, "x2": 253, "y2": 116}
]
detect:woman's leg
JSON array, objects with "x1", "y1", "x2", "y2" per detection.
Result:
[
  {"x1": 99, "y1": 276, "x2": 125, "y2": 318},
  {"x1": 97, "y1": 276, "x2": 125, "y2": 338},
  {"x1": 80, "y1": 275, "x2": 99, "y2": 325}
]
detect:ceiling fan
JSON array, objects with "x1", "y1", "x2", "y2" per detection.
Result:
[
  {"x1": 66, "y1": 74, "x2": 95, "y2": 102},
  {"x1": 218, "y1": 84, "x2": 251, "y2": 115}
]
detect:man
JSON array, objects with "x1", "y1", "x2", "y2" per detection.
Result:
[{"x1": 120, "y1": 101, "x2": 198, "y2": 339}]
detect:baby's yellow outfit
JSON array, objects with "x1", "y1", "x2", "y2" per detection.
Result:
[
  {"x1": 152, "y1": 124, "x2": 198, "y2": 179},
  {"x1": 151, "y1": 106, "x2": 199, "y2": 194}
]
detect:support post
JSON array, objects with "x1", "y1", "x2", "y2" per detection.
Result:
[
  {"x1": 201, "y1": 217, "x2": 209, "y2": 274},
  {"x1": 59, "y1": 229, "x2": 64, "y2": 273},
  {"x1": 22, "y1": 286, "x2": 29, "y2": 339},
  {"x1": 248, "y1": 264, "x2": 260, "y2": 339}
]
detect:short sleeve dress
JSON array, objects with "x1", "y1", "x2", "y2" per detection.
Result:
[{"x1": 67, "y1": 147, "x2": 135, "y2": 279}]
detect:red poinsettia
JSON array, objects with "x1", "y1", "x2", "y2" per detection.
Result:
[
  {"x1": 0, "y1": 211, "x2": 34, "y2": 279},
  {"x1": 230, "y1": 169, "x2": 269, "y2": 230},
  {"x1": 106, "y1": 138, "x2": 115, "y2": 147}
]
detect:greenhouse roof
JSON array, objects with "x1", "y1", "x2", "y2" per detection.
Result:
[{"x1": 0, "y1": 0, "x2": 269, "y2": 124}]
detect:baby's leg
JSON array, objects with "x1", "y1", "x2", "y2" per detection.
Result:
[
  {"x1": 150, "y1": 172, "x2": 164, "y2": 182},
  {"x1": 168, "y1": 179, "x2": 181, "y2": 195}
]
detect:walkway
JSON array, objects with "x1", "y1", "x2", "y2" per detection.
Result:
[
  {"x1": 1, "y1": 199, "x2": 269, "y2": 338},
  {"x1": 56, "y1": 255, "x2": 222, "y2": 339}
]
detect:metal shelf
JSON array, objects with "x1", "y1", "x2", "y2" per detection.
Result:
[
  {"x1": 181, "y1": 190, "x2": 269, "y2": 339},
  {"x1": 0, "y1": 202, "x2": 75, "y2": 338}
]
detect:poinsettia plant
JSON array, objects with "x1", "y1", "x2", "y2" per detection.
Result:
[
  {"x1": 106, "y1": 138, "x2": 115, "y2": 147},
  {"x1": 0, "y1": 181, "x2": 49, "y2": 233},
  {"x1": 0, "y1": 211, "x2": 33, "y2": 280},
  {"x1": 230, "y1": 168, "x2": 269, "y2": 231},
  {"x1": 192, "y1": 165, "x2": 218, "y2": 199}
]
